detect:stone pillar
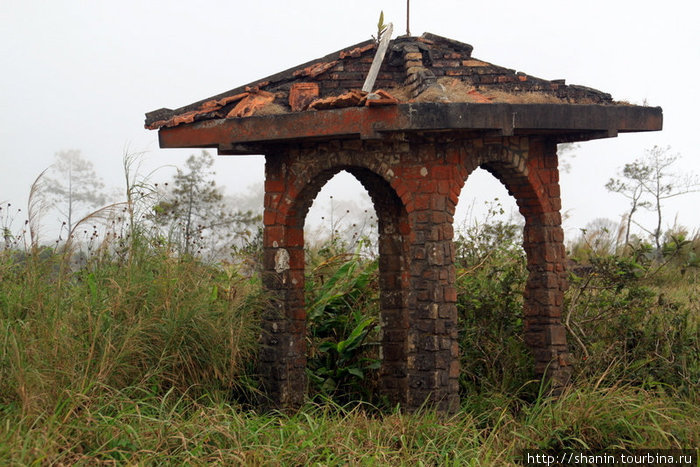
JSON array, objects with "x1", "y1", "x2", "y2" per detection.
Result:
[
  {"x1": 520, "y1": 139, "x2": 571, "y2": 390},
  {"x1": 259, "y1": 153, "x2": 307, "y2": 409},
  {"x1": 406, "y1": 210, "x2": 459, "y2": 412},
  {"x1": 395, "y1": 145, "x2": 461, "y2": 413}
]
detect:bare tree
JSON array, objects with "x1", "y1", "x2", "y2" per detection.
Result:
[
  {"x1": 42, "y1": 150, "x2": 107, "y2": 236},
  {"x1": 605, "y1": 160, "x2": 651, "y2": 247},
  {"x1": 606, "y1": 146, "x2": 699, "y2": 249},
  {"x1": 639, "y1": 146, "x2": 699, "y2": 249}
]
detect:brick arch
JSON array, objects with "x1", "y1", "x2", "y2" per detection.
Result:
[
  {"x1": 260, "y1": 152, "x2": 412, "y2": 409},
  {"x1": 289, "y1": 164, "x2": 413, "y2": 391},
  {"x1": 455, "y1": 138, "x2": 570, "y2": 389},
  {"x1": 259, "y1": 136, "x2": 569, "y2": 412}
]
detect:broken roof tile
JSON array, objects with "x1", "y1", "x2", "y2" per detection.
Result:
[
  {"x1": 293, "y1": 60, "x2": 339, "y2": 78},
  {"x1": 145, "y1": 92, "x2": 250, "y2": 129},
  {"x1": 339, "y1": 43, "x2": 376, "y2": 59},
  {"x1": 226, "y1": 90, "x2": 275, "y2": 118},
  {"x1": 365, "y1": 89, "x2": 399, "y2": 106},
  {"x1": 308, "y1": 90, "x2": 366, "y2": 110},
  {"x1": 146, "y1": 32, "x2": 621, "y2": 130},
  {"x1": 289, "y1": 82, "x2": 320, "y2": 112}
]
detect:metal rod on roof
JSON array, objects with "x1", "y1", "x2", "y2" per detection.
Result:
[
  {"x1": 407, "y1": 0, "x2": 411, "y2": 36},
  {"x1": 362, "y1": 22, "x2": 393, "y2": 93}
]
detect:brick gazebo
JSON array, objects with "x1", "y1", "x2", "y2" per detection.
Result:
[{"x1": 146, "y1": 33, "x2": 661, "y2": 412}]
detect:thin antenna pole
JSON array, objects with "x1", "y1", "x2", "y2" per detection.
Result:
[{"x1": 406, "y1": 0, "x2": 411, "y2": 36}]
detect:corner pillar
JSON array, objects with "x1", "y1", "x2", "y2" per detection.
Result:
[
  {"x1": 259, "y1": 153, "x2": 307, "y2": 409},
  {"x1": 521, "y1": 140, "x2": 571, "y2": 391}
]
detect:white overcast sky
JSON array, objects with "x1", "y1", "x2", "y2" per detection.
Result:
[{"x1": 1, "y1": 0, "x2": 698, "y2": 242}]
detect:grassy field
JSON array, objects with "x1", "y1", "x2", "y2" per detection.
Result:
[
  {"x1": 1, "y1": 212, "x2": 698, "y2": 464},
  {"x1": 2, "y1": 383, "x2": 697, "y2": 464}
]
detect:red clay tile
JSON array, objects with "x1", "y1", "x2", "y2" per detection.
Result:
[{"x1": 289, "y1": 83, "x2": 320, "y2": 112}]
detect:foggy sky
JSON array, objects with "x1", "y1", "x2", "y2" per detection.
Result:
[{"x1": 2, "y1": 0, "x2": 698, "y2": 242}]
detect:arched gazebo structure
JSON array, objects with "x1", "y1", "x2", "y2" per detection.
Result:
[{"x1": 146, "y1": 33, "x2": 662, "y2": 413}]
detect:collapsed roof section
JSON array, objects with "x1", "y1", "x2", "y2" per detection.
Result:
[{"x1": 145, "y1": 33, "x2": 620, "y2": 131}]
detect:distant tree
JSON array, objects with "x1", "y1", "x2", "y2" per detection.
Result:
[
  {"x1": 1, "y1": 202, "x2": 16, "y2": 250},
  {"x1": 605, "y1": 159, "x2": 651, "y2": 248},
  {"x1": 606, "y1": 146, "x2": 699, "y2": 249},
  {"x1": 154, "y1": 151, "x2": 260, "y2": 258},
  {"x1": 557, "y1": 142, "x2": 579, "y2": 174},
  {"x1": 42, "y1": 150, "x2": 107, "y2": 236}
]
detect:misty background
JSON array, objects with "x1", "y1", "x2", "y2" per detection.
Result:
[{"x1": 2, "y1": 0, "x2": 698, "y2": 248}]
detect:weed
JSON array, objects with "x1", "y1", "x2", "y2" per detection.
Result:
[{"x1": 305, "y1": 239, "x2": 381, "y2": 403}]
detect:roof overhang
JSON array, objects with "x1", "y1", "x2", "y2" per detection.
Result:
[{"x1": 156, "y1": 103, "x2": 662, "y2": 155}]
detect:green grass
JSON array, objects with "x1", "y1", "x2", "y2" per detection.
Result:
[
  {"x1": 0, "y1": 383, "x2": 696, "y2": 465},
  {"x1": 1, "y1": 217, "x2": 698, "y2": 464},
  {"x1": 0, "y1": 241, "x2": 264, "y2": 417}
]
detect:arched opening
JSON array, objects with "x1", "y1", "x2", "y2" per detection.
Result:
[
  {"x1": 260, "y1": 159, "x2": 411, "y2": 407},
  {"x1": 304, "y1": 170, "x2": 377, "y2": 255},
  {"x1": 452, "y1": 138, "x2": 570, "y2": 395},
  {"x1": 302, "y1": 170, "x2": 382, "y2": 402},
  {"x1": 301, "y1": 167, "x2": 410, "y2": 404},
  {"x1": 454, "y1": 167, "x2": 522, "y2": 233},
  {"x1": 454, "y1": 166, "x2": 531, "y2": 395}
]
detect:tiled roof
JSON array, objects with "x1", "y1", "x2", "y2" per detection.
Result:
[{"x1": 145, "y1": 33, "x2": 615, "y2": 131}]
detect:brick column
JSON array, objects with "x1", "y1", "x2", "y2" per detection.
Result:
[
  {"x1": 520, "y1": 140, "x2": 571, "y2": 390},
  {"x1": 372, "y1": 185, "x2": 411, "y2": 407},
  {"x1": 395, "y1": 148, "x2": 461, "y2": 413},
  {"x1": 259, "y1": 153, "x2": 306, "y2": 409},
  {"x1": 330, "y1": 165, "x2": 411, "y2": 408}
]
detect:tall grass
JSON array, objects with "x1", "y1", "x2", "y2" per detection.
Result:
[
  {"x1": 0, "y1": 236, "x2": 265, "y2": 416},
  {"x1": 0, "y1": 380, "x2": 696, "y2": 464},
  {"x1": 0, "y1": 175, "x2": 698, "y2": 463}
]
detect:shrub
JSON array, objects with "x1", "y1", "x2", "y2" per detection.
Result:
[
  {"x1": 454, "y1": 214, "x2": 534, "y2": 396},
  {"x1": 565, "y1": 236, "x2": 699, "y2": 394},
  {"x1": 304, "y1": 238, "x2": 381, "y2": 403}
]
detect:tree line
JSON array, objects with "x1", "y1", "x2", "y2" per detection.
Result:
[{"x1": 2, "y1": 145, "x2": 697, "y2": 260}]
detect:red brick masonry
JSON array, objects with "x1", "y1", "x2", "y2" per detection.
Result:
[{"x1": 259, "y1": 134, "x2": 570, "y2": 412}]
